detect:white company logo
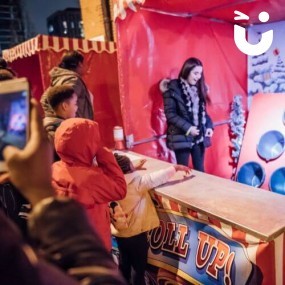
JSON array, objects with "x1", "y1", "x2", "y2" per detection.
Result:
[{"x1": 234, "y1": 11, "x2": 273, "y2": 56}]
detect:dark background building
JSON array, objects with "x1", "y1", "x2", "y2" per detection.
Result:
[
  {"x1": 0, "y1": 0, "x2": 81, "y2": 54},
  {"x1": 0, "y1": 0, "x2": 26, "y2": 53},
  {"x1": 47, "y1": 8, "x2": 84, "y2": 38}
]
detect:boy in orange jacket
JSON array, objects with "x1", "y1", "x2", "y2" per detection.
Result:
[{"x1": 52, "y1": 118, "x2": 127, "y2": 251}]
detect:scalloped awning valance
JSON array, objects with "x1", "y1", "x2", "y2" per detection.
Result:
[{"x1": 3, "y1": 34, "x2": 116, "y2": 62}]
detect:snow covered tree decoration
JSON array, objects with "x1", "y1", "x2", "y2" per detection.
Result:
[
  {"x1": 271, "y1": 48, "x2": 285, "y2": 92},
  {"x1": 229, "y1": 95, "x2": 246, "y2": 179},
  {"x1": 248, "y1": 52, "x2": 271, "y2": 97},
  {"x1": 248, "y1": 48, "x2": 285, "y2": 108}
]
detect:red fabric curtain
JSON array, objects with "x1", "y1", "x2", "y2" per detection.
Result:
[
  {"x1": 8, "y1": 45, "x2": 122, "y2": 148},
  {"x1": 142, "y1": 0, "x2": 285, "y2": 24},
  {"x1": 116, "y1": 9, "x2": 247, "y2": 177},
  {"x1": 38, "y1": 49, "x2": 123, "y2": 147},
  {"x1": 10, "y1": 55, "x2": 44, "y2": 103}
]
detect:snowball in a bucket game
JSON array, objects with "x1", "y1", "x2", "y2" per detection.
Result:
[
  {"x1": 269, "y1": 167, "x2": 285, "y2": 195},
  {"x1": 257, "y1": 130, "x2": 285, "y2": 161},
  {"x1": 236, "y1": 161, "x2": 265, "y2": 188}
]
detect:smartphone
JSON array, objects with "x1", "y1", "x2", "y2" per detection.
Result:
[{"x1": 0, "y1": 78, "x2": 30, "y2": 172}]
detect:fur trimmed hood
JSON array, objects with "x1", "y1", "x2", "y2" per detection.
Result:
[
  {"x1": 159, "y1": 78, "x2": 182, "y2": 96},
  {"x1": 159, "y1": 78, "x2": 171, "y2": 93}
]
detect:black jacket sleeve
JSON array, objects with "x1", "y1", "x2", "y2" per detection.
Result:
[
  {"x1": 163, "y1": 90, "x2": 192, "y2": 134},
  {"x1": 205, "y1": 113, "x2": 214, "y2": 129},
  {"x1": 28, "y1": 197, "x2": 126, "y2": 285}
]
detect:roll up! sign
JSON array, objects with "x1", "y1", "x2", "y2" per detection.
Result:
[{"x1": 148, "y1": 210, "x2": 260, "y2": 285}]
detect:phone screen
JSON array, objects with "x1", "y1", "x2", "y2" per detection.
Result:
[{"x1": 0, "y1": 79, "x2": 29, "y2": 167}]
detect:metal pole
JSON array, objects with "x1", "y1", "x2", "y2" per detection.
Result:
[{"x1": 125, "y1": 119, "x2": 232, "y2": 148}]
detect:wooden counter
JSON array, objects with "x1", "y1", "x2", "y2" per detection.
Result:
[{"x1": 122, "y1": 151, "x2": 285, "y2": 241}]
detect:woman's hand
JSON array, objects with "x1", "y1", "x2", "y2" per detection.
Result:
[{"x1": 190, "y1": 126, "x2": 200, "y2": 136}]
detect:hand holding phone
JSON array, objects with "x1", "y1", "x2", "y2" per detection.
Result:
[
  {"x1": 1, "y1": 99, "x2": 54, "y2": 206},
  {"x1": 0, "y1": 78, "x2": 30, "y2": 172}
]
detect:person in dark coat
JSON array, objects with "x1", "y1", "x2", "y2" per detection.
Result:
[
  {"x1": 160, "y1": 57, "x2": 214, "y2": 171},
  {"x1": 41, "y1": 51, "x2": 94, "y2": 120}
]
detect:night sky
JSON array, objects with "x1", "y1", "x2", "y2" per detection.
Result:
[{"x1": 23, "y1": 0, "x2": 80, "y2": 35}]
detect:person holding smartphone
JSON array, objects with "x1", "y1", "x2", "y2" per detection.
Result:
[
  {"x1": 0, "y1": 76, "x2": 30, "y2": 236},
  {"x1": 0, "y1": 99, "x2": 126, "y2": 285}
]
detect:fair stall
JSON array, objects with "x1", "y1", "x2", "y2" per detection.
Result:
[
  {"x1": 113, "y1": 151, "x2": 285, "y2": 285},
  {"x1": 113, "y1": 0, "x2": 285, "y2": 180},
  {"x1": 3, "y1": 34, "x2": 122, "y2": 147}
]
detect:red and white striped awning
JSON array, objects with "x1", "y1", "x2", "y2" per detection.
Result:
[{"x1": 3, "y1": 34, "x2": 117, "y2": 62}]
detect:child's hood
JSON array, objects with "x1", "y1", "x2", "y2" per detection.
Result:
[{"x1": 54, "y1": 118, "x2": 100, "y2": 166}]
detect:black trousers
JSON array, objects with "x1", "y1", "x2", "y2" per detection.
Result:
[
  {"x1": 174, "y1": 144, "x2": 205, "y2": 171},
  {"x1": 116, "y1": 232, "x2": 148, "y2": 285}
]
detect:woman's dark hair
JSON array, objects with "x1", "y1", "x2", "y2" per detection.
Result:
[
  {"x1": 178, "y1": 57, "x2": 210, "y2": 103},
  {"x1": 58, "y1": 51, "x2": 84, "y2": 71}
]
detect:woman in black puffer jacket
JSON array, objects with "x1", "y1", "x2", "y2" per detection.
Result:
[{"x1": 160, "y1": 57, "x2": 213, "y2": 172}]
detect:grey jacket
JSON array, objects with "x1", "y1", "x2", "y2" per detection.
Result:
[{"x1": 41, "y1": 67, "x2": 94, "y2": 120}]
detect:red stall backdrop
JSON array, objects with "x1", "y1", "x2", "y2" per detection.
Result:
[
  {"x1": 115, "y1": 3, "x2": 247, "y2": 178},
  {"x1": 140, "y1": 0, "x2": 285, "y2": 24},
  {"x1": 3, "y1": 35, "x2": 123, "y2": 147}
]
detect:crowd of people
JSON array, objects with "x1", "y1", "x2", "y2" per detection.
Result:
[{"x1": 0, "y1": 52, "x2": 214, "y2": 284}]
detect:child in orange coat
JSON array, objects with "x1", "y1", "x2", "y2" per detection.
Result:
[{"x1": 52, "y1": 118, "x2": 127, "y2": 251}]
